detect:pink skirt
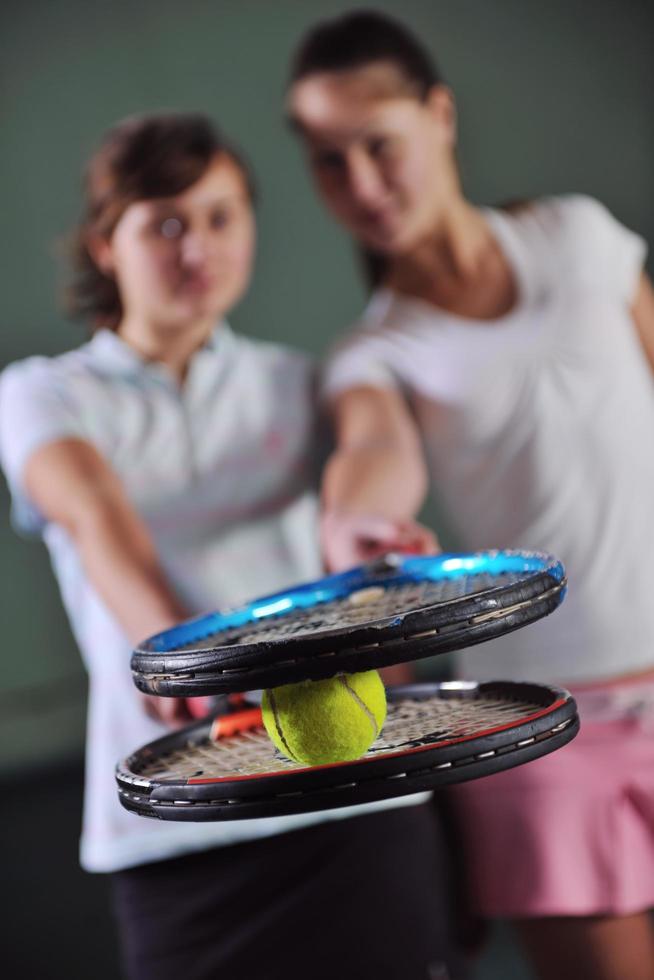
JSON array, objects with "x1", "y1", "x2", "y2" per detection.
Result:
[{"x1": 446, "y1": 675, "x2": 654, "y2": 918}]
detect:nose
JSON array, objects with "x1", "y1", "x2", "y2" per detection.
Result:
[
  {"x1": 346, "y1": 150, "x2": 386, "y2": 209},
  {"x1": 179, "y1": 229, "x2": 212, "y2": 268}
]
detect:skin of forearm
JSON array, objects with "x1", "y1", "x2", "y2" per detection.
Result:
[
  {"x1": 71, "y1": 501, "x2": 188, "y2": 646},
  {"x1": 322, "y1": 443, "x2": 429, "y2": 520},
  {"x1": 632, "y1": 272, "x2": 654, "y2": 373}
]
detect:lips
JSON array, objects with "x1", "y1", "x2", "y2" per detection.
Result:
[
  {"x1": 178, "y1": 274, "x2": 216, "y2": 294},
  {"x1": 353, "y1": 210, "x2": 405, "y2": 249},
  {"x1": 360, "y1": 207, "x2": 395, "y2": 227}
]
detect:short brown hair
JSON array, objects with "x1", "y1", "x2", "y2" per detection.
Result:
[{"x1": 67, "y1": 112, "x2": 256, "y2": 330}]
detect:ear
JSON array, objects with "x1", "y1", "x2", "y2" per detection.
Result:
[
  {"x1": 85, "y1": 232, "x2": 114, "y2": 277},
  {"x1": 425, "y1": 84, "x2": 457, "y2": 145}
]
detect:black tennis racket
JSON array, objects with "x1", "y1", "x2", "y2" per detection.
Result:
[
  {"x1": 132, "y1": 551, "x2": 566, "y2": 696},
  {"x1": 116, "y1": 681, "x2": 579, "y2": 821}
]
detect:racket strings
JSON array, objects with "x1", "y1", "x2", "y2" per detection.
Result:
[
  {"x1": 176, "y1": 573, "x2": 526, "y2": 652},
  {"x1": 130, "y1": 693, "x2": 548, "y2": 782}
]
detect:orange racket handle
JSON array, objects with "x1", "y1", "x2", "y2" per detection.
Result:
[{"x1": 210, "y1": 707, "x2": 264, "y2": 740}]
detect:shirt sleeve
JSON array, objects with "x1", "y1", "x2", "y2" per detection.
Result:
[
  {"x1": 559, "y1": 195, "x2": 647, "y2": 305},
  {"x1": 0, "y1": 357, "x2": 86, "y2": 535},
  {"x1": 321, "y1": 327, "x2": 399, "y2": 402}
]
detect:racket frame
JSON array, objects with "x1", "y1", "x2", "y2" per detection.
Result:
[
  {"x1": 116, "y1": 681, "x2": 579, "y2": 822},
  {"x1": 131, "y1": 551, "x2": 567, "y2": 696}
]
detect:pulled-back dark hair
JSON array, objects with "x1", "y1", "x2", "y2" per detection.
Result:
[
  {"x1": 289, "y1": 8, "x2": 442, "y2": 97},
  {"x1": 67, "y1": 112, "x2": 256, "y2": 330},
  {"x1": 289, "y1": 10, "x2": 443, "y2": 289}
]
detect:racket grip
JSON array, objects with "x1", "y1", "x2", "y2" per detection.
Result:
[{"x1": 210, "y1": 707, "x2": 264, "y2": 740}]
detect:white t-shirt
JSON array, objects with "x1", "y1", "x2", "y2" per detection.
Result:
[
  {"x1": 0, "y1": 323, "x2": 424, "y2": 872},
  {"x1": 323, "y1": 195, "x2": 653, "y2": 685}
]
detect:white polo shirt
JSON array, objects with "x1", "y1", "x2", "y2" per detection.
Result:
[
  {"x1": 0, "y1": 323, "x2": 424, "y2": 872},
  {"x1": 323, "y1": 196, "x2": 654, "y2": 686}
]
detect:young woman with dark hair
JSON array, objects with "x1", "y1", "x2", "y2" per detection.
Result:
[{"x1": 288, "y1": 11, "x2": 654, "y2": 980}]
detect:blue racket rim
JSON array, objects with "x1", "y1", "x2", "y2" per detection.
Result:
[{"x1": 140, "y1": 549, "x2": 565, "y2": 655}]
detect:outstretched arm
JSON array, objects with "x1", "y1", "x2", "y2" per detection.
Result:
[
  {"x1": 631, "y1": 271, "x2": 654, "y2": 373},
  {"x1": 321, "y1": 385, "x2": 437, "y2": 573},
  {"x1": 23, "y1": 437, "x2": 193, "y2": 726}
]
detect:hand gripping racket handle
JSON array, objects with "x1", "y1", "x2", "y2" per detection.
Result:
[
  {"x1": 187, "y1": 692, "x2": 248, "y2": 720},
  {"x1": 185, "y1": 696, "x2": 214, "y2": 719}
]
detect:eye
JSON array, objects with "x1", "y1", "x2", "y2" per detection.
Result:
[
  {"x1": 367, "y1": 136, "x2": 395, "y2": 160},
  {"x1": 209, "y1": 207, "x2": 231, "y2": 230},
  {"x1": 158, "y1": 217, "x2": 184, "y2": 239},
  {"x1": 311, "y1": 149, "x2": 345, "y2": 173}
]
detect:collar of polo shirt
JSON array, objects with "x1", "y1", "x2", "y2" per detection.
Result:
[{"x1": 88, "y1": 321, "x2": 231, "y2": 379}]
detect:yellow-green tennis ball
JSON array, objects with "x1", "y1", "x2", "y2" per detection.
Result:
[{"x1": 262, "y1": 670, "x2": 387, "y2": 766}]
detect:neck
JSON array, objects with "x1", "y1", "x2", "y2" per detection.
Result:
[
  {"x1": 117, "y1": 314, "x2": 218, "y2": 384},
  {"x1": 385, "y1": 197, "x2": 516, "y2": 320},
  {"x1": 389, "y1": 198, "x2": 492, "y2": 289}
]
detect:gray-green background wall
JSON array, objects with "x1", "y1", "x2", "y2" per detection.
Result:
[{"x1": 1, "y1": 0, "x2": 652, "y2": 774}]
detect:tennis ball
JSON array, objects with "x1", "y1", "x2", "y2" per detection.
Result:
[{"x1": 262, "y1": 670, "x2": 386, "y2": 766}]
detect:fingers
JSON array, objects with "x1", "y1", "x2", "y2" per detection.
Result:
[
  {"x1": 380, "y1": 662, "x2": 415, "y2": 686},
  {"x1": 320, "y1": 509, "x2": 440, "y2": 572},
  {"x1": 139, "y1": 692, "x2": 194, "y2": 728},
  {"x1": 392, "y1": 521, "x2": 440, "y2": 555},
  {"x1": 185, "y1": 696, "x2": 215, "y2": 719}
]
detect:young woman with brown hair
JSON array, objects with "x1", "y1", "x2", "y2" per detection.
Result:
[{"x1": 0, "y1": 112, "x2": 460, "y2": 980}]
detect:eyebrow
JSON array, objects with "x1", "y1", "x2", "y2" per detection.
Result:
[
  {"x1": 145, "y1": 191, "x2": 246, "y2": 210},
  {"x1": 287, "y1": 106, "x2": 402, "y2": 145}
]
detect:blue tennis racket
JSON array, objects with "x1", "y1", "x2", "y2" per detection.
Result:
[{"x1": 132, "y1": 550, "x2": 566, "y2": 697}]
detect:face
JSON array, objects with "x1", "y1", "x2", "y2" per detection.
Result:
[
  {"x1": 96, "y1": 154, "x2": 255, "y2": 330},
  {"x1": 289, "y1": 63, "x2": 458, "y2": 254}
]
